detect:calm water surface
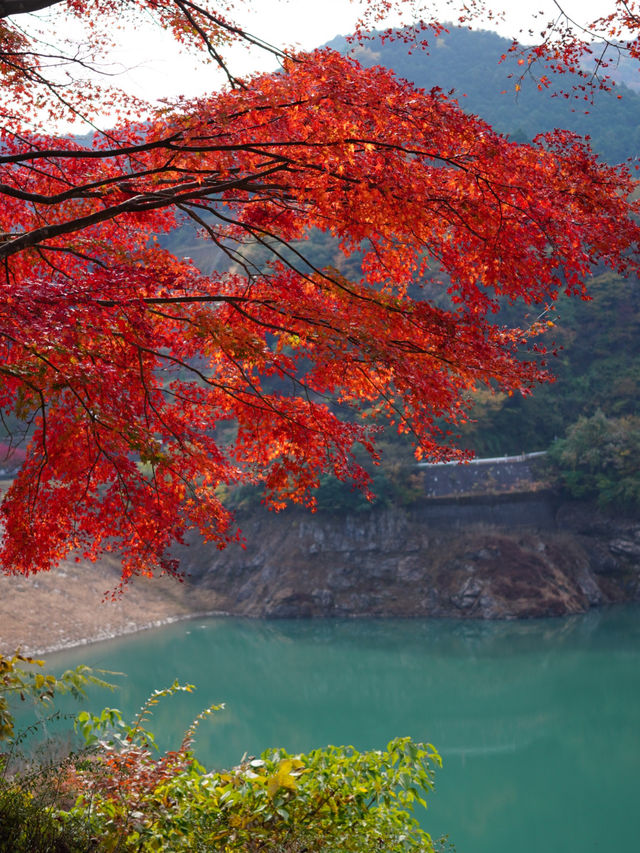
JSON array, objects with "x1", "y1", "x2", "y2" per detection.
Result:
[{"x1": 28, "y1": 606, "x2": 640, "y2": 853}]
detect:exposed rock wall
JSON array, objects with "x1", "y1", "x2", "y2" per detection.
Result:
[{"x1": 177, "y1": 495, "x2": 640, "y2": 620}]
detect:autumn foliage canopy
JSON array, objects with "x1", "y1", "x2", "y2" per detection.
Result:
[{"x1": 1, "y1": 0, "x2": 639, "y2": 582}]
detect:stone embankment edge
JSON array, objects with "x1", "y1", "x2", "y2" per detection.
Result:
[{"x1": 27, "y1": 610, "x2": 233, "y2": 658}]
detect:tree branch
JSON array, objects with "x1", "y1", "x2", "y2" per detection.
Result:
[{"x1": 0, "y1": 0, "x2": 64, "y2": 17}]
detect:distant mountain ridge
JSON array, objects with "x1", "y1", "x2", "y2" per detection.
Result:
[{"x1": 327, "y1": 26, "x2": 640, "y2": 164}]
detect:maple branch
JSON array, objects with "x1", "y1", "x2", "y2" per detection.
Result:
[
  {"x1": 173, "y1": 0, "x2": 287, "y2": 59},
  {"x1": 0, "y1": 164, "x2": 290, "y2": 260},
  {"x1": 95, "y1": 294, "x2": 270, "y2": 307},
  {"x1": 208, "y1": 206, "x2": 389, "y2": 311},
  {"x1": 175, "y1": 202, "x2": 248, "y2": 271},
  {"x1": 0, "y1": 134, "x2": 184, "y2": 166},
  {"x1": 133, "y1": 349, "x2": 203, "y2": 492},
  {"x1": 0, "y1": 166, "x2": 169, "y2": 204},
  {"x1": 551, "y1": 0, "x2": 601, "y2": 41},
  {"x1": 171, "y1": 0, "x2": 239, "y2": 87},
  {"x1": 1, "y1": 39, "x2": 637, "y2": 578},
  {"x1": 0, "y1": 0, "x2": 63, "y2": 16}
]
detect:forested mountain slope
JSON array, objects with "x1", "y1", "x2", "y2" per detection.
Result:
[{"x1": 329, "y1": 26, "x2": 640, "y2": 165}]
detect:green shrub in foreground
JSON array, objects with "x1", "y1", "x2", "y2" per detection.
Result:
[
  {"x1": 73, "y1": 740, "x2": 444, "y2": 852},
  {"x1": 2, "y1": 657, "x2": 450, "y2": 852},
  {"x1": 69, "y1": 684, "x2": 447, "y2": 851},
  {"x1": 0, "y1": 768, "x2": 96, "y2": 853},
  {"x1": 0, "y1": 651, "x2": 115, "y2": 852}
]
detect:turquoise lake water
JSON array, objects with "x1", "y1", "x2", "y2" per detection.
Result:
[{"x1": 21, "y1": 606, "x2": 640, "y2": 852}]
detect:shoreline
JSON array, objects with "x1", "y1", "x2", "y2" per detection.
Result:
[
  {"x1": 0, "y1": 556, "x2": 228, "y2": 659},
  {"x1": 4, "y1": 496, "x2": 639, "y2": 656},
  {"x1": 29, "y1": 609, "x2": 231, "y2": 658}
]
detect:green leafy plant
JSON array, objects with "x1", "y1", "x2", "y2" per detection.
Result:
[
  {"x1": 0, "y1": 756, "x2": 98, "y2": 853},
  {"x1": 0, "y1": 652, "x2": 116, "y2": 853},
  {"x1": 0, "y1": 651, "x2": 115, "y2": 743},
  {"x1": 66, "y1": 684, "x2": 447, "y2": 852},
  {"x1": 1, "y1": 666, "x2": 450, "y2": 852},
  {"x1": 548, "y1": 411, "x2": 640, "y2": 509}
]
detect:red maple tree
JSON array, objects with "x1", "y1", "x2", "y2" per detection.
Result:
[{"x1": 1, "y1": 0, "x2": 639, "y2": 582}]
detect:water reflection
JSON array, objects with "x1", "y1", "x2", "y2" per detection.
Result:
[
  {"x1": 17, "y1": 605, "x2": 640, "y2": 853},
  {"x1": 208, "y1": 605, "x2": 609, "y2": 658}
]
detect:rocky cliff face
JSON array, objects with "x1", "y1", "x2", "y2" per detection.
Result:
[{"x1": 176, "y1": 495, "x2": 640, "y2": 620}]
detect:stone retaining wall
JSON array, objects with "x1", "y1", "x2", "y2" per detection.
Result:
[{"x1": 419, "y1": 453, "x2": 548, "y2": 499}]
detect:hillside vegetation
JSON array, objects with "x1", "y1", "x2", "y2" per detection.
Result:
[{"x1": 329, "y1": 26, "x2": 640, "y2": 165}]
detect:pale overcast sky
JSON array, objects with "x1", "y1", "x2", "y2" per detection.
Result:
[
  {"x1": 106, "y1": 0, "x2": 616, "y2": 102},
  {"x1": 25, "y1": 0, "x2": 620, "y2": 107}
]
